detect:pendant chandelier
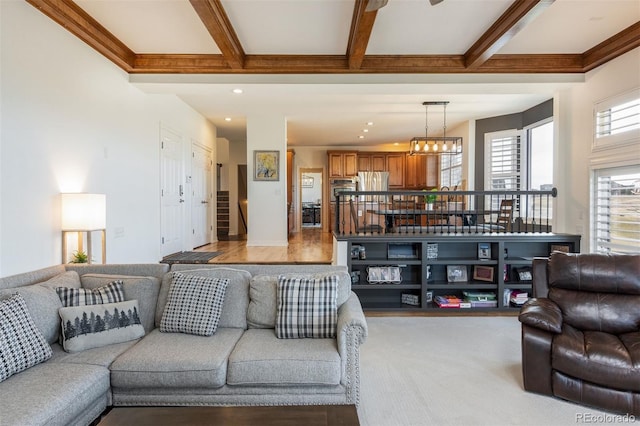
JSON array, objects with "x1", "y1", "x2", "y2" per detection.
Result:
[{"x1": 409, "y1": 101, "x2": 463, "y2": 156}]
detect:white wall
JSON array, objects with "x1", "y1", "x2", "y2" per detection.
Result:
[
  {"x1": 555, "y1": 47, "x2": 640, "y2": 252},
  {"x1": 246, "y1": 113, "x2": 287, "y2": 246},
  {"x1": 0, "y1": 2, "x2": 215, "y2": 275}
]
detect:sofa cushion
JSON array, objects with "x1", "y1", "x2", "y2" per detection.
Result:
[
  {"x1": 80, "y1": 274, "x2": 160, "y2": 332},
  {"x1": 0, "y1": 360, "x2": 109, "y2": 426},
  {"x1": 0, "y1": 283, "x2": 63, "y2": 344},
  {"x1": 0, "y1": 294, "x2": 53, "y2": 382},
  {"x1": 227, "y1": 329, "x2": 341, "y2": 386},
  {"x1": 38, "y1": 270, "x2": 82, "y2": 289},
  {"x1": 247, "y1": 271, "x2": 351, "y2": 329},
  {"x1": 56, "y1": 280, "x2": 125, "y2": 306},
  {"x1": 110, "y1": 328, "x2": 244, "y2": 389},
  {"x1": 59, "y1": 300, "x2": 145, "y2": 353},
  {"x1": 50, "y1": 340, "x2": 139, "y2": 368},
  {"x1": 155, "y1": 268, "x2": 250, "y2": 329},
  {"x1": 160, "y1": 273, "x2": 228, "y2": 336},
  {"x1": 552, "y1": 324, "x2": 640, "y2": 392},
  {"x1": 276, "y1": 275, "x2": 338, "y2": 339}
]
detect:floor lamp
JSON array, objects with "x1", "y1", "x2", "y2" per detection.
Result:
[{"x1": 61, "y1": 193, "x2": 106, "y2": 264}]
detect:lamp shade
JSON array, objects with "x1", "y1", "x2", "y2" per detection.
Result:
[{"x1": 61, "y1": 193, "x2": 106, "y2": 231}]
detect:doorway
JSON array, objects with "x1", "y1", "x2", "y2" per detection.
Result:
[
  {"x1": 160, "y1": 126, "x2": 184, "y2": 256},
  {"x1": 299, "y1": 168, "x2": 325, "y2": 232},
  {"x1": 191, "y1": 143, "x2": 213, "y2": 248}
]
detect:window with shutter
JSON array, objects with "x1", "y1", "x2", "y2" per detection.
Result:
[
  {"x1": 592, "y1": 167, "x2": 640, "y2": 254},
  {"x1": 594, "y1": 90, "x2": 640, "y2": 150}
]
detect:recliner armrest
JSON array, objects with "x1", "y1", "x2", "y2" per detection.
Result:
[{"x1": 518, "y1": 298, "x2": 563, "y2": 334}]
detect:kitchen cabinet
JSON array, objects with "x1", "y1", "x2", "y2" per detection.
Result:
[
  {"x1": 357, "y1": 153, "x2": 385, "y2": 172},
  {"x1": 328, "y1": 151, "x2": 358, "y2": 178},
  {"x1": 385, "y1": 153, "x2": 405, "y2": 188},
  {"x1": 405, "y1": 155, "x2": 439, "y2": 189}
]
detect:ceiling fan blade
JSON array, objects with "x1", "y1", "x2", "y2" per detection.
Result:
[
  {"x1": 429, "y1": 0, "x2": 445, "y2": 5},
  {"x1": 365, "y1": 0, "x2": 388, "y2": 12}
]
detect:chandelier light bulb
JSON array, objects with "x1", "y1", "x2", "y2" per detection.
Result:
[{"x1": 433, "y1": 143, "x2": 438, "y2": 152}]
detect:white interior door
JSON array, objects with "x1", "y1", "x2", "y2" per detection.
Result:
[
  {"x1": 160, "y1": 127, "x2": 184, "y2": 256},
  {"x1": 192, "y1": 143, "x2": 213, "y2": 247}
]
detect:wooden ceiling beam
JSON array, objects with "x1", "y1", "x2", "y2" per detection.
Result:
[
  {"x1": 189, "y1": 0, "x2": 245, "y2": 69},
  {"x1": 464, "y1": 0, "x2": 555, "y2": 69},
  {"x1": 129, "y1": 54, "x2": 586, "y2": 74},
  {"x1": 26, "y1": 0, "x2": 135, "y2": 71},
  {"x1": 347, "y1": 0, "x2": 379, "y2": 70},
  {"x1": 582, "y1": 21, "x2": 640, "y2": 72}
]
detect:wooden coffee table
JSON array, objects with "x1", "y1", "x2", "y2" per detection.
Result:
[{"x1": 98, "y1": 405, "x2": 360, "y2": 426}]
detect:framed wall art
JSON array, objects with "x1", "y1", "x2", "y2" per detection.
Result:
[{"x1": 254, "y1": 150, "x2": 280, "y2": 181}]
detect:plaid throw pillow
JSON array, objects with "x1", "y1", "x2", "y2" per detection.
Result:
[
  {"x1": 0, "y1": 294, "x2": 53, "y2": 382},
  {"x1": 56, "y1": 281, "x2": 125, "y2": 307},
  {"x1": 160, "y1": 273, "x2": 228, "y2": 336},
  {"x1": 276, "y1": 275, "x2": 338, "y2": 339}
]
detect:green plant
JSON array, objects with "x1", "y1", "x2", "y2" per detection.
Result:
[
  {"x1": 423, "y1": 188, "x2": 438, "y2": 204},
  {"x1": 69, "y1": 250, "x2": 88, "y2": 264}
]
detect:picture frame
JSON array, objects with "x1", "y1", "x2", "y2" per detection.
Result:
[
  {"x1": 477, "y1": 243, "x2": 491, "y2": 260},
  {"x1": 516, "y1": 266, "x2": 533, "y2": 282},
  {"x1": 446, "y1": 265, "x2": 468, "y2": 283},
  {"x1": 253, "y1": 150, "x2": 280, "y2": 181},
  {"x1": 473, "y1": 265, "x2": 495, "y2": 282},
  {"x1": 549, "y1": 243, "x2": 571, "y2": 255},
  {"x1": 367, "y1": 266, "x2": 402, "y2": 284}
]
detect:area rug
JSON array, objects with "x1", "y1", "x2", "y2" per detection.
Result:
[{"x1": 160, "y1": 251, "x2": 222, "y2": 265}]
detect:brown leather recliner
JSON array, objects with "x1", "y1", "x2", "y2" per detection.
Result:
[{"x1": 518, "y1": 252, "x2": 640, "y2": 415}]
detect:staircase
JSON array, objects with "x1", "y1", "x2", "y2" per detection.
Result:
[{"x1": 217, "y1": 191, "x2": 229, "y2": 238}]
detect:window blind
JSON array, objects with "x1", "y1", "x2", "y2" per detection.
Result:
[{"x1": 593, "y1": 167, "x2": 640, "y2": 254}]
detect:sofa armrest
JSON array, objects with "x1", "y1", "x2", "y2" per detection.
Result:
[
  {"x1": 337, "y1": 292, "x2": 368, "y2": 345},
  {"x1": 336, "y1": 292, "x2": 368, "y2": 405},
  {"x1": 518, "y1": 298, "x2": 563, "y2": 334}
]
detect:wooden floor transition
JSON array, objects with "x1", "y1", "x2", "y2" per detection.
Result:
[{"x1": 195, "y1": 228, "x2": 334, "y2": 264}]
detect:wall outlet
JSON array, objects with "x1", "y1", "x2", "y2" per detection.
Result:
[
  {"x1": 114, "y1": 227, "x2": 125, "y2": 238},
  {"x1": 358, "y1": 210, "x2": 363, "y2": 217}
]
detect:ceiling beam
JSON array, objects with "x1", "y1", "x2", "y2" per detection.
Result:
[
  {"x1": 129, "y1": 54, "x2": 586, "y2": 74},
  {"x1": 26, "y1": 0, "x2": 135, "y2": 71},
  {"x1": 189, "y1": 0, "x2": 245, "y2": 69},
  {"x1": 347, "y1": 0, "x2": 379, "y2": 70},
  {"x1": 582, "y1": 21, "x2": 640, "y2": 72},
  {"x1": 464, "y1": 0, "x2": 555, "y2": 69}
]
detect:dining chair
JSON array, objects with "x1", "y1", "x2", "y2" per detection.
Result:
[
  {"x1": 349, "y1": 199, "x2": 383, "y2": 234},
  {"x1": 496, "y1": 199, "x2": 514, "y2": 231}
]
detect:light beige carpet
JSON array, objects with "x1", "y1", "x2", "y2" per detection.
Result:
[{"x1": 357, "y1": 316, "x2": 616, "y2": 426}]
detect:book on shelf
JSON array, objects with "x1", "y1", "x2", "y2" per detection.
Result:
[
  {"x1": 434, "y1": 295, "x2": 470, "y2": 308},
  {"x1": 463, "y1": 291, "x2": 498, "y2": 308},
  {"x1": 508, "y1": 290, "x2": 529, "y2": 306}
]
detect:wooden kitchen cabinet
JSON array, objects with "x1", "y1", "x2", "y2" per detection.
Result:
[
  {"x1": 405, "y1": 154, "x2": 426, "y2": 188},
  {"x1": 328, "y1": 151, "x2": 358, "y2": 177},
  {"x1": 358, "y1": 153, "x2": 386, "y2": 172},
  {"x1": 385, "y1": 153, "x2": 405, "y2": 188},
  {"x1": 405, "y1": 154, "x2": 440, "y2": 189}
]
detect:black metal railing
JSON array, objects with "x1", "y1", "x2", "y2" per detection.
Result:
[{"x1": 334, "y1": 188, "x2": 557, "y2": 236}]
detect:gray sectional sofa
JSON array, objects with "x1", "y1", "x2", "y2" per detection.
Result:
[{"x1": 0, "y1": 263, "x2": 368, "y2": 426}]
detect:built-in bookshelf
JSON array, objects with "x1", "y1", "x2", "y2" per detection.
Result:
[{"x1": 346, "y1": 234, "x2": 581, "y2": 312}]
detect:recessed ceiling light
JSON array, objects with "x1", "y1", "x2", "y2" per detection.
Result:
[
  {"x1": 224, "y1": 117, "x2": 232, "y2": 122},
  {"x1": 232, "y1": 88, "x2": 243, "y2": 94},
  {"x1": 363, "y1": 129, "x2": 369, "y2": 133},
  {"x1": 367, "y1": 122, "x2": 374, "y2": 126},
  {"x1": 358, "y1": 135, "x2": 365, "y2": 139}
]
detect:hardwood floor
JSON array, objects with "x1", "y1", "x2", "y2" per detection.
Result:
[{"x1": 195, "y1": 228, "x2": 334, "y2": 264}]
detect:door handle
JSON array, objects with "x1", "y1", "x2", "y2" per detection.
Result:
[
  {"x1": 179, "y1": 199, "x2": 185, "y2": 203},
  {"x1": 201, "y1": 201, "x2": 209, "y2": 204}
]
